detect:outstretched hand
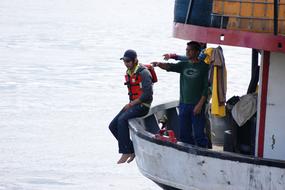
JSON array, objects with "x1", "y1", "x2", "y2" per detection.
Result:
[
  {"x1": 151, "y1": 62, "x2": 170, "y2": 70},
  {"x1": 163, "y1": 54, "x2": 171, "y2": 60},
  {"x1": 163, "y1": 53, "x2": 177, "y2": 60},
  {"x1": 151, "y1": 62, "x2": 160, "y2": 67}
]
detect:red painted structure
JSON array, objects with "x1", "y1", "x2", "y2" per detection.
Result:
[
  {"x1": 257, "y1": 51, "x2": 270, "y2": 157},
  {"x1": 173, "y1": 23, "x2": 285, "y2": 53}
]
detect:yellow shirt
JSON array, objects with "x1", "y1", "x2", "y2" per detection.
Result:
[
  {"x1": 204, "y1": 48, "x2": 214, "y2": 65},
  {"x1": 211, "y1": 66, "x2": 226, "y2": 117}
]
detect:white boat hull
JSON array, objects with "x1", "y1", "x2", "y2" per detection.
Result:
[{"x1": 128, "y1": 101, "x2": 285, "y2": 190}]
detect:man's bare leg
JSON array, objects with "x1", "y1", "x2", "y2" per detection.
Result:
[
  {"x1": 127, "y1": 153, "x2": 135, "y2": 163},
  {"x1": 117, "y1": 154, "x2": 132, "y2": 164}
]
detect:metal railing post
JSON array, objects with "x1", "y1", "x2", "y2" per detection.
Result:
[
  {"x1": 185, "y1": 0, "x2": 193, "y2": 24},
  {"x1": 274, "y1": 0, "x2": 279, "y2": 35}
]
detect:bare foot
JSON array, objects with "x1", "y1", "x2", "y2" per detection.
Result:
[
  {"x1": 117, "y1": 154, "x2": 132, "y2": 164},
  {"x1": 127, "y1": 153, "x2": 135, "y2": 163}
]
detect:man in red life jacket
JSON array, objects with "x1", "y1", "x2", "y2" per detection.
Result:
[{"x1": 109, "y1": 49, "x2": 153, "y2": 164}]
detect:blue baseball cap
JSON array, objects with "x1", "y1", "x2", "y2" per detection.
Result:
[{"x1": 120, "y1": 49, "x2": 137, "y2": 61}]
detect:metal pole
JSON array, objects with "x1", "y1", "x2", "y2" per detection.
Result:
[
  {"x1": 274, "y1": 0, "x2": 278, "y2": 35},
  {"x1": 247, "y1": 49, "x2": 259, "y2": 94},
  {"x1": 185, "y1": 0, "x2": 193, "y2": 24},
  {"x1": 251, "y1": 49, "x2": 259, "y2": 78}
]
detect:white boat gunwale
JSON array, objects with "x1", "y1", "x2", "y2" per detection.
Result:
[{"x1": 128, "y1": 102, "x2": 285, "y2": 170}]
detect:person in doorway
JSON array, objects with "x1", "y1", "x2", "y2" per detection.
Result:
[
  {"x1": 109, "y1": 49, "x2": 153, "y2": 164},
  {"x1": 151, "y1": 41, "x2": 209, "y2": 147}
]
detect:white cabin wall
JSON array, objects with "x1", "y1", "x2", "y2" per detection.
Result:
[{"x1": 263, "y1": 52, "x2": 285, "y2": 160}]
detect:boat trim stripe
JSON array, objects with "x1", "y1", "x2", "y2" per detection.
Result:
[{"x1": 173, "y1": 23, "x2": 285, "y2": 53}]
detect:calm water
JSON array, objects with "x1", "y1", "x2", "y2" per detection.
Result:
[{"x1": 0, "y1": 0, "x2": 251, "y2": 189}]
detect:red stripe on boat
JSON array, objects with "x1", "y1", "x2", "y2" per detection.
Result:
[
  {"x1": 173, "y1": 23, "x2": 285, "y2": 53},
  {"x1": 258, "y1": 51, "x2": 270, "y2": 157}
]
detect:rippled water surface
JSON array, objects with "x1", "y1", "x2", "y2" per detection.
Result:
[{"x1": 0, "y1": 0, "x2": 251, "y2": 189}]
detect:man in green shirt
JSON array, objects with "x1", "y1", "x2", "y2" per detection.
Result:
[{"x1": 152, "y1": 41, "x2": 208, "y2": 147}]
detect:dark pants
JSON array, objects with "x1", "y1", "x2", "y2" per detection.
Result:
[
  {"x1": 109, "y1": 104, "x2": 149, "y2": 154},
  {"x1": 178, "y1": 103, "x2": 208, "y2": 148}
]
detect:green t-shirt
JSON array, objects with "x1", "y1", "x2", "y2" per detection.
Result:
[{"x1": 167, "y1": 61, "x2": 209, "y2": 104}]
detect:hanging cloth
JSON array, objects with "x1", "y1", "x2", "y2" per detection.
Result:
[
  {"x1": 231, "y1": 93, "x2": 257, "y2": 127},
  {"x1": 210, "y1": 46, "x2": 227, "y2": 117},
  {"x1": 203, "y1": 47, "x2": 214, "y2": 64}
]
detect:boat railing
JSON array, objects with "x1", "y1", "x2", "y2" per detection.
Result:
[
  {"x1": 129, "y1": 101, "x2": 285, "y2": 167},
  {"x1": 175, "y1": 0, "x2": 285, "y2": 35},
  {"x1": 212, "y1": 0, "x2": 285, "y2": 35}
]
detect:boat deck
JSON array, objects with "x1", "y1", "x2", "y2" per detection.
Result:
[{"x1": 212, "y1": 145, "x2": 224, "y2": 152}]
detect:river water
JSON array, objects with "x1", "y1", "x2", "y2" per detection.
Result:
[{"x1": 0, "y1": 0, "x2": 251, "y2": 189}]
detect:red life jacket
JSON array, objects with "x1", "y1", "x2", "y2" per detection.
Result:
[
  {"x1": 124, "y1": 64, "x2": 157, "y2": 101},
  {"x1": 144, "y1": 64, "x2": 158, "y2": 83}
]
